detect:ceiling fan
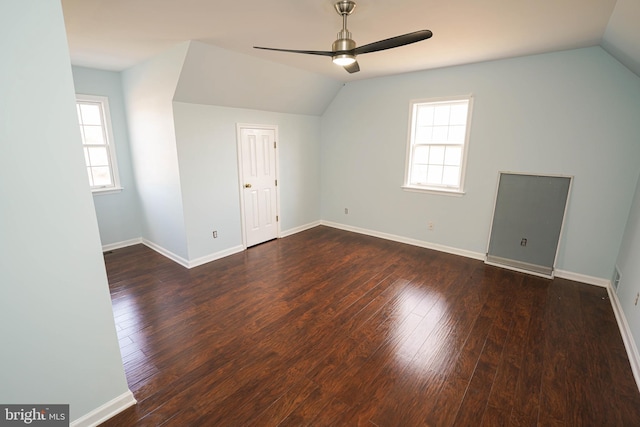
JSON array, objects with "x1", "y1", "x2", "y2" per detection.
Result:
[{"x1": 254, "y1": 0, "x2": 433, "y2": 74}]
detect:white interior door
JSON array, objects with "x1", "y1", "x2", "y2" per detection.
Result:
[{"x1": 238, "y1": 125, "x2": 278, "y2": 247}]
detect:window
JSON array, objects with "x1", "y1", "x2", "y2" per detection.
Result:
[
  {"x1": 403, "y1": 96, "x2": 473, "y2": 194},
  {"x1": 76, "y1": 94, "x2": 121, "y2": 193}
]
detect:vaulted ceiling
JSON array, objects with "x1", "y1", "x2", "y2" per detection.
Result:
[{"x1": 62, "y1": 0, "x2": 640, "y2": 81}]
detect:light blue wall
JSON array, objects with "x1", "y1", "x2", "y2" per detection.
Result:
[
  {"x1": 0, "y1": 1, "x2": 130, "y2": 421},
  {"x1": 78, "y1": 43, "x2": 640, "y2": 283},
  {"x1": 116, "y1": 39, "x2": 328, "y2": 263},
  {"x1": 173, "y1": 102, "x2": 321, "y2": 260},
  {"x1": 121, "y1": 43, "x2": 190, "y2": 260},
  {"x1": 616, "y1": 174, "x2": 640, "y2": 351},
  {"x1": 321, "y1": 46, "x2": 640, "y2": 280},
  {"x1": 72, "y1": 66, "x2": 142, "y2": 247}
]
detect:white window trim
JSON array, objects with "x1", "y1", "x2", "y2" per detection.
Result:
[
  {"x1": 402, "y1": 95, "x2": 474, "y2": 195},
  {"x1": 76, "y1": 94, "x2": 123, "y2": 195}
]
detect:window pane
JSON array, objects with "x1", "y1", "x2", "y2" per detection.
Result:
[
  {"x1": 413, "y1": 145, "x2": 429, "y2": 164},
  {"x1": 449, "y1": 103, "x2": 468, "y2": 125},
  {"x1": 433, "y1": 105, "x2": 450, "y2": 125},
  {"x1": 448, "y1": 125, "x2": 466, "y2": 142},
  {"x1": 415, "y1": 126, "x2": 433, "y2": 143},
  {"x1": 405, "y1": 97, "x2": 471, "y2": 192},
  {"x1": 77, "y1": 96, "x2": 120, "y2": 191},
  {"x1": 444, "y1": 146, "x2": 462, "y2": 166},
  {"x1": 79, "y1": 103, "x2": 102, "y2": 126},
  {"x1": 83, "y1": 125, "x2": 104, "y2": 145},
  {"x1": 442, "y1": 166, "x2": 460, "y2": 186},
  {"x1": 411, "y1": 164, "x2": 428, "y2": 184},
  {"x1": 91, "y1": 166, "x2": 112, "y2": 187},
  {"x1": 432, "y1": 126, "x2": 448, "y2": 142},
  {"x1": 416, "y1": 106, "x2": 434, "y2": 126},
  {"x1": 427, "y1": 165, "x2": 443, "y2": 184},
  {"x1": 428, "y1": 146, "x2": 445, "y2": 165},
  {"x1": 88, "y1": 146, "x2": 109, "y2": 166}
]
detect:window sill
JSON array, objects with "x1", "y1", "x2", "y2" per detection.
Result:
[
  {"x1": 401, "y1": 185, "x2": 465, "y2": 197},
  {"x1": 92, "y1": 186, "x2": 123, "y2": 196}
]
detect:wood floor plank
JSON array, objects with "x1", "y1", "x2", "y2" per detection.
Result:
[
  {"x1": 454, "y1": 280, "x2": 515, "y2": 426},
  {"x1": 98, "y1": 226, "x2": 640, "y2": 426},
  {"x1": 535, "y1": 283, "x2": 570, "y2": 426},
  {"x1": 245, "y1": 377, "x2": 319, "y2": 426},
  {"x1": 508, "y1": 276, "x2": 549, "y2": 426}
]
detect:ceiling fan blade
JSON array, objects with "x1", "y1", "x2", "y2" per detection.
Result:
[
  {"x1": 343, "y1": 60, "x2": 360, "y2": 73},
  {"x1": 253, "y1": 46, "x2": 334, "y2": 57},
  {"x1": 353, "y1": 30, "x2": 433, "y2": 55}
]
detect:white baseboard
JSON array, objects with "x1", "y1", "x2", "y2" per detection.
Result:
[
  {"x1": 71, "y1": 390, "x2": 136, "y2": 427},
  {"x1": 142, "y1": 239, "x2": 190, "y2": 268},
  {"x1": 108, "y1": 237, "x2": 237, "y2": 270},
  {"x1": 607, "y1": 285, "x2": 640, "y2": 393},
  {"x1": 103, "y1": 221, "x2": 321, "y2": 269},
  {"x1": 102, "y1": 238, "x2": 143, "y2": 252},
  {"x1": 187, "y1": 245, "x2": 245, "y2": 268},
  {"x1": 320, "y1": 221, "x2": 614, "y2": 287},
  {"x1": 554, "y1": 269, "x2": 610, "y2": 287},
  {"x1": 320, "y1": 221, "x2": 485, "y2": 261},
  {"x1": 106, "y1": 227, "x2": 610, "y2": 289},
  {"x1": 280, "y1": 221, "x2": 321, "y2": 238}
]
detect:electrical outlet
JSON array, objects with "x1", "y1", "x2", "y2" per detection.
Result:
[
  {"x1": 344, "y1": 208, "x2": 349, "y2": 214},
  {"x1": 428, "y1": 222, "x2": 434, "y2": 231},
  {"x1": 213, "y1": 231, "x2": 218, "y2": 238},
  {"x1": 521, "y1": 238, "x2": 527, "y2": 247}
]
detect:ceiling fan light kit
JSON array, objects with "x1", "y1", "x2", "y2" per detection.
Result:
[
  {"x1": 254, "y1": 0, "x2": 433, "y2": 74},
  {"x1": 332, "y1": 54, "x2": 356, "y2": 66}
]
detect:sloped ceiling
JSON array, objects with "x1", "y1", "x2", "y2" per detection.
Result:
[
  {"x1": 602, "y1": 0, "x2": 640, "y2": 76},
  {"x1": 173, "y1": 41, "x2": 342, "y2": 116},
  {"x1": 62, "y1": 0, "x2": 640, "y2": 82}
]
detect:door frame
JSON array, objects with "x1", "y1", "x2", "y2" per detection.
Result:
[
  {"x1": 236, "y1": 123, "x2": 281, "y2": 249},
  {"x1": 484, "y1": 171, "x2": 573, "y2": 279}
]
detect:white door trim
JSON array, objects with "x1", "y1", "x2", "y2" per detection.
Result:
[{"x1": 236, "y1": 123, "x2": 280, "y2": 248}]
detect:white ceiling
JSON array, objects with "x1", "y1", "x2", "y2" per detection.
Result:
[{"x1": 62, "y1": 0, "x2": 639, "y2": 82}]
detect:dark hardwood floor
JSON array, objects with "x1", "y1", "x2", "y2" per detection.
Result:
[{"x1": 100, "y1": 226, "x2": 640, "y2": 426}]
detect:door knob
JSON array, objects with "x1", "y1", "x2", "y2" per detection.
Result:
[{"x1": 244, "y1": 183, "x2": 252, "y2": 188}]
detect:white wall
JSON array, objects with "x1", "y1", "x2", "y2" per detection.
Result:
[
  {"x1": 72, "y1": 66, "x2": 142, "y2": 247},
  {"x1": 173, "y1": 102, "x2": 322, "y2": 261},
  {"x1": 321, "y1": 46, "x2": 640, "y2": 281},
  {"x1": 0, "y1": 1, "x2": 131, "y2": 422},
  {"x1": 121, "y1": 43, "x2": 190, "y2": 260}
]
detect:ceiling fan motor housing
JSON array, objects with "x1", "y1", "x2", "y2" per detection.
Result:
[
  {"x1": 333, "y1": 35, "x2": 355, "y2": 52},
  {"x1": 334, "y1": 0, "x2": 356, "y2": 16},
  {"x1": 332, "y1": 0, "x2": 357, "y2": 64}
]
